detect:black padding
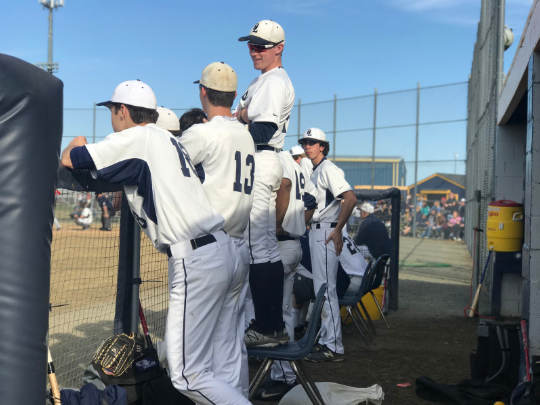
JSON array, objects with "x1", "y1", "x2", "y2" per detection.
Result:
[{"x1": 0, "y1": 54, "x2": 63, "y2": 404}]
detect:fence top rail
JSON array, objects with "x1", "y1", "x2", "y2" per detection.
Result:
[{"x1": 62, "y1": 81, "x2": 469, "y2": 111}]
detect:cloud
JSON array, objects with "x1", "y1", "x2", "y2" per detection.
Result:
[{"x1": 266, "y1": 0, "x2": 334, "y2": 15}]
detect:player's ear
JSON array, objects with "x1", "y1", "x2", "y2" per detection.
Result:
[{"x1": 235, "y1": 91, "x2": 237, "y2": 100}]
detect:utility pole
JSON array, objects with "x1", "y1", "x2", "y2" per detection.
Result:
[
  {"x1": 412, "y1": 83, "x2": 420, "y2": 238},
  {"x1": 35, "y1": 0, "x2": 64, "y2": 74},
  {"x1": 371, "y1": 88, "x2": 378, "y2": 189}
]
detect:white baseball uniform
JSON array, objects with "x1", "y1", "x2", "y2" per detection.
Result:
[
  {"x1": 308, "y1": 157, "x2": 352, "y2": 354},
  {"x1": 237, "y1": 66, "x2": 295, "y2": 264},
  {"x1": 75, "y1": 207, "x2": 93, "y2": 227},
  {"x1": 340, "y1": 230, "x2": 367, "y2": 293},
  {"x1": 237, "y1": 66, "x2": 295, "y2": 335},
  {"x1": 180, "y1": 115, "x2": 255, "y2": 398},
  {"x1": 72, "y1": 124, "x2": 249, "y2": 405},
  {"x1": 300, "y1": 157, "x2": 313, "y2": 175},
  {"x1": 270, "y1": 151, "x2": 316, "y2": 384}
]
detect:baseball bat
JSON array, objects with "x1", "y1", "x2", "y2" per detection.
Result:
[
  {"x1": 47, "y1": 347, "x2": 61, "y2": 405},
  {"x1": 469, "y1": 250, "x2": 492, "y2": 317},
  {"x1": 521, "y1": 319, "x2": 531, "y2": 382},
  {"x1": 139, "y1": 300, "x2": 154, "y2": 349}
]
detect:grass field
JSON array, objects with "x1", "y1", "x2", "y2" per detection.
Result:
[{"x1": 49, "y1": 218, "x2": 169, "y2": 388}]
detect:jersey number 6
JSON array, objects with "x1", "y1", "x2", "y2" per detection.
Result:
[{"x1": 233, "y1": 151, "x2": 255, "y2": 195}]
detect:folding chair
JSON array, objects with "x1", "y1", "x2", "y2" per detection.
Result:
[
  {"x1": 362, "y1": 254, "x2": 390, "y2": 331},
  {"x1": 339, "y1": 260, "x2": 375, "y2": 348},
  {"x1": 247, "y1": 284, "x2": 328, "y2": 405}
]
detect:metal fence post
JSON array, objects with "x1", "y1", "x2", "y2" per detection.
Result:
[
  {"x1": 412, "y1": 83, "x2": 420, "y2": 238},
  {"x1": 371, "y1": 88, "x2": 378, "y2": 189},
  {"x1": 333, "y1": 94, "x2": 337, "y2": 161},
  {"x1": 297, "y1": 99, "x2": 301, "y2": 140},
  {"x1": 92, "y1": 102, "x2": 96, "y2": 144}
]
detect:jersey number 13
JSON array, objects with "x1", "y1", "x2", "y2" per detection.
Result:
[{"x1": 233, "y1": 151, "x2": 255, "y2": 195}]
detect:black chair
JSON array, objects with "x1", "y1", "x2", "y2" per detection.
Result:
[
  {"x1": 247, "y1": 284, "x2": 328, "y2": 405},
  {"x1": 362, "y1": 254, "x2": 390, "y2": 332},
  {"x1": 342, "y1": 254, "x2": 390, "y2": 338},
  {"x1": 339, "y1": 260, "x2": 374, "y2": 348}
]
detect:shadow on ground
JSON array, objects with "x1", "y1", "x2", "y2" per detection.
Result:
[{"x1": 252, "y1": 238, "x2": 478, "y2": 405}]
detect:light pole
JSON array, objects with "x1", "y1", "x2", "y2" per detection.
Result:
[
  {"x1": 454, "y1": 152, "x2": 458, "y2": 174},
  {"x1": 35, "y1": 0, "x2": 64, "y2": 74}
]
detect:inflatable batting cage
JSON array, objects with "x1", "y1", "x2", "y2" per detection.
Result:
[
  {"x1": 0, "y1": 54, "x2": 63, "y2": 404},
  {"x1": 352, "y1": 187, "x2": 401, "y2": 311}
]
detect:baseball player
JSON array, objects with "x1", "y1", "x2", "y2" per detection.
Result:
[
  {"x1": 60, "y1": 80, "x2": 250, "y2": 405},
  {"x1": 236, "y1": 19, "x2": 296, "y2": 346},
  {"x1": 179, "y1": 108, "x2": 208, "y2": 136},
  {"x1": 290, "y1": 145, "x2": 313, "y2": 174},
  {"x1": 73, "y1": 200, "x2": 93, "y2": 230},
  {"x1": 180, "y1": 62, "x2": 254, "y2": 398},
  {"x1": 156, "y1": 106, "x2": 181, "y2": 137},
  {"x1": 255, "y1": 150, "x2": 316, "y2": 400},
  {"x1": 299, "y1": 127, "x2": 357, "y2": 362}
]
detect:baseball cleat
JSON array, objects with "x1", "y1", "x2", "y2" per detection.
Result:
[
  {"x1": 255, "y1": 380, "x2": 297, "y2": 401},
  {"x1": 276, "y1": 327, "x2": 290, "y2": 344},
  {"x1": 305, "y1": 345, "x2": 344, "y2": 362},
  {"x1": 244, "y1": 327, "x2": 280, "y2": 347}
]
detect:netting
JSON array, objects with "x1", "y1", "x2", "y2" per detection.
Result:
[{"x1": 49, "y1": 189, "x2": 169, "y2": 388}]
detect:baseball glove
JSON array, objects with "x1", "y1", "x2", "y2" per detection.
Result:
[{"x1": 92, "y1": 333, "x2": 145, "y2": 377}]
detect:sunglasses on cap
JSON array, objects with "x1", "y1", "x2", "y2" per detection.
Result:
[{"x1": 300, "y1": 140, "x2": 320, "y2": 146}]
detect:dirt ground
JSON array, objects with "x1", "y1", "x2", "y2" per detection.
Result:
[
  {"x1": 251, "y1": 237, "x2": 479, "y2": 405},
  {"x1": 50, "y1": 218, "x2": 479, "y2": 404}
]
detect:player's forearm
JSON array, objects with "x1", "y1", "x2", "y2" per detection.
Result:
[
  {"x1": 60, "y1": 145, "x2": 77, "y2": 169},
  {"x1": 305, "y1": 208, "x2": 315, "y2": 225},
  {"x1": 276, "y1": 178, "x2": 292, "y2": 229},
  {"x1": 336, "y1": 191, "x2": 357, "y2": 231}
]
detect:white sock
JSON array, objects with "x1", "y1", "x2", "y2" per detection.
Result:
[{"x1": 292, "y1": 308, "x2": 301, "y2": 328}]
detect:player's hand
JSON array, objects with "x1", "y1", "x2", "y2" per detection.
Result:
[
  {"x1": 70, "y1": 136, "x2": 88, "y2": 147},
  {"x1": 104, "y1": 214, "x2": 109, "y2": 218},
  {"x1": 325, "y1": 229, "x2": 343, "y2": 255},
  {"x1": 237, "y1": 107, "x2": 249, "y2": 124}
]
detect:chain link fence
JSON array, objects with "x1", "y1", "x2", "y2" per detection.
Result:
[{"x1": 465, "y1": 0, "x2": 504, "y2": 310}]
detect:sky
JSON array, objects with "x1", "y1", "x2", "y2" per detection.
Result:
[{"x1": 1, "y1": 0, "x2": 534, "y2": 185}]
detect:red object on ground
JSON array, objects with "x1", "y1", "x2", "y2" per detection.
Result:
[
  {"x1": 488, "y1": 199, "x2": 523, "y2": 208},
  {"x1": 397, "y1": 383, "x2": 411, "y2": 387}
]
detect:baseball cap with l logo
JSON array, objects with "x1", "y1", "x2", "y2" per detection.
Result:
[
  {"x1": 97, "y1": 80, "x2": 157, "y2": 110},
  {"x1": 298, "y1": 128, "x2": 328, "y2": 144},
  {"x1": 194, "y1": 62, "x2": 237, "y2": 92},
  {"x1": 238, "y1": 20, "x2": 285, "y2": 46}
]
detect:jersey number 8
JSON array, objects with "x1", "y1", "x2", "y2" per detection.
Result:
[{"x1": 233, "y1": 151, "x2": 255, "y2": 195}]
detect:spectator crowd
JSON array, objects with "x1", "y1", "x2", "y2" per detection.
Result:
[
  {"x1": 347, "y1": 191, "x2": 466, "y2": 242},
  {"x1": 401, "y1": 192, "x2": 466, "y2": 241}
]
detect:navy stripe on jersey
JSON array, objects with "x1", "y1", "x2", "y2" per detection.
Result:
[
  {"x1": 303, "y1": 192, "x2": 317, "y2": 211},
  {"x1": 96, "y1": 159, "x2": 158, "y2": 225},
  {"x1": 312, "y1": 156, "x2": 326, "y2": 171},
  {"x1": 195, "y1": 163, "x2": 205, "y2": 184},
  {"x1": 325, "y1": 189, "x2": 334, "y2": 209},
  {"x1": 70, "y1": 146, "x2": 96, "y2": 170}
]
